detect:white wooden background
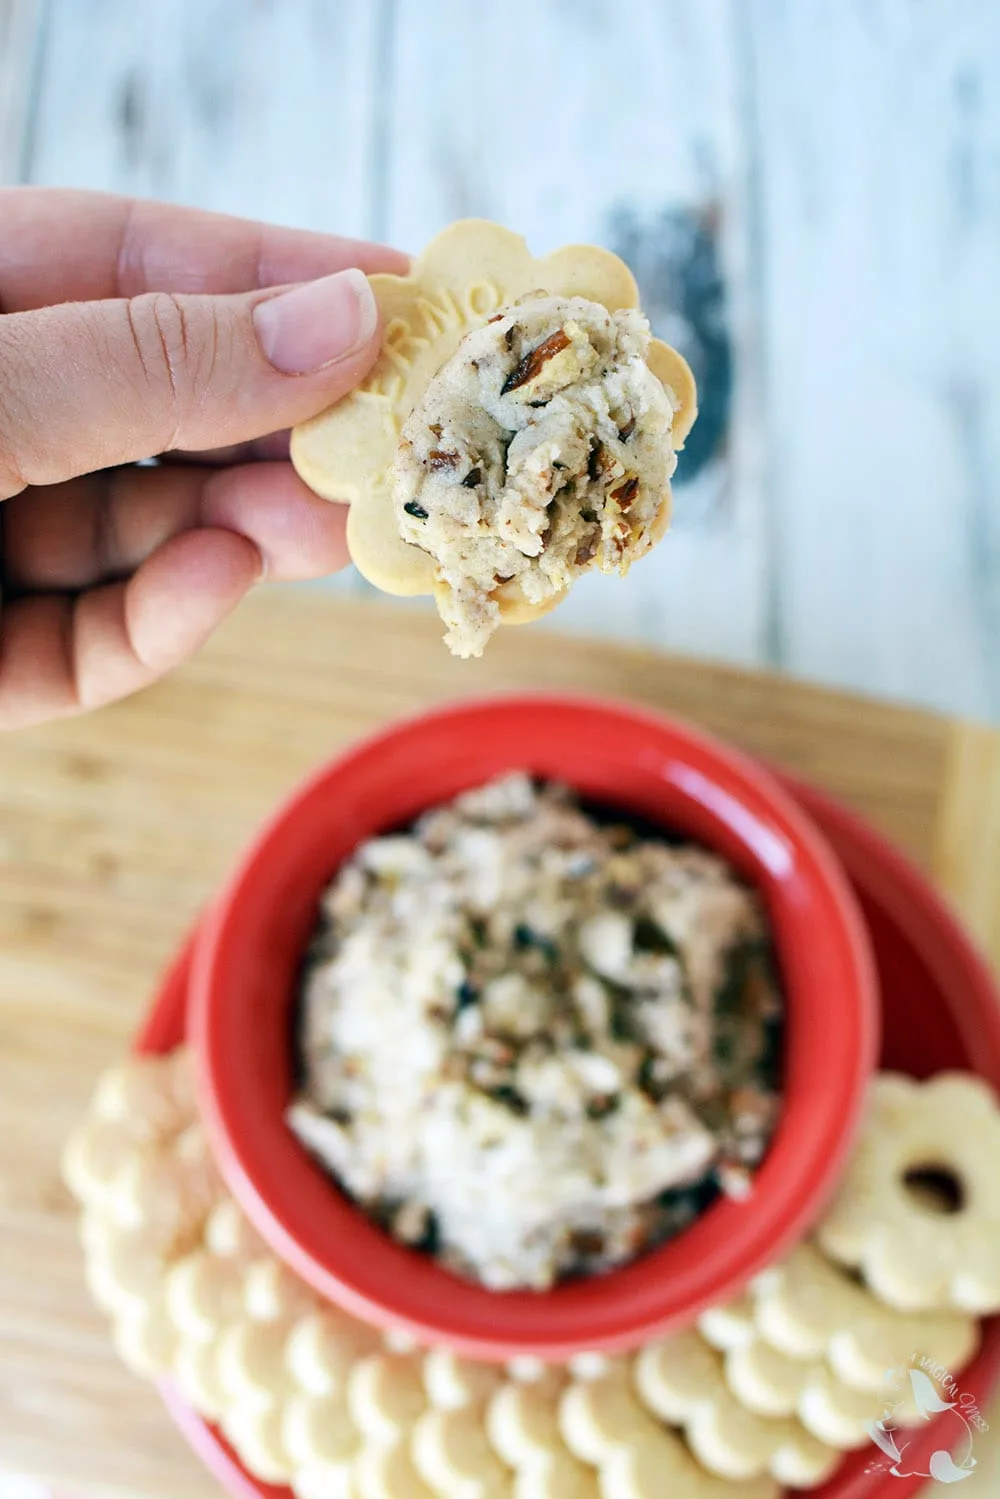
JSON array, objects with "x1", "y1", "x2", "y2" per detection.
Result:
[{"x1": 1, "y1": 0, "x2": 999, "y2": 721}]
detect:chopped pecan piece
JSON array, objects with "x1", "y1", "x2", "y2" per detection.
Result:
[
  {"x1": 611, "y1": 519, "x2": 632, "y2": 552},
  {"x1": 428, "y1": 449, "x2": 461, "y2": 470},
  {"x1": 610, "y1": 477, "x2": 640, "y2": 511},
  {"x1": 501, "y1": 328, "x2": 572, "y2": 395},
  {"x1": 569, "y1": 1228, "x2": 606, "y2": 1257}
]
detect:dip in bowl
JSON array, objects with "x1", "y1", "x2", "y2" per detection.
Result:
[
  {"x1": 190, "y1": 694, "x2": 878, "y2": 1360},
  {"x1": 288, "y1": 772, "x2": 782, "y2": 1293}
]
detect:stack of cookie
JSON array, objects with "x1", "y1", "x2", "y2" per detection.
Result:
[{"x1": 64, "y1": 1054, "x2": 1000, "y2": 1499}]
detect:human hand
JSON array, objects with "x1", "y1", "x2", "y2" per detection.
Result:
[{"x1": 0, "y1": 188, "x2": 407, "y2": 731}]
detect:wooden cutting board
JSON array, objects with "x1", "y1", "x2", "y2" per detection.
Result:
[{"x1": 2, "y1": 588, "x2": 999, "y2": 1499}]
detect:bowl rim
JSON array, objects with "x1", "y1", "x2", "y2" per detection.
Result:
[{"x1": 189, "y1": 690, "x2": 880, "y2": 1359}]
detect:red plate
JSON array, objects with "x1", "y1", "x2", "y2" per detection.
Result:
[{"x1": 136, "y1": 775, "x2": 1000, "y2": 1499}]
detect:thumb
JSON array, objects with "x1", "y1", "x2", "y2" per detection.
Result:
[{"x1": 0, "y1": 269, "x2": 379, "y2": 499}]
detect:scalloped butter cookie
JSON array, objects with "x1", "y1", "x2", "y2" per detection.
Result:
[{"x1": 291, "y1": 220, "x2": 696, "y2": 658}]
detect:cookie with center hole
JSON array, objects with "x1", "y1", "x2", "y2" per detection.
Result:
[{"x1": 816, "y1": 1071, "x2": 1000, "y2": 1312}]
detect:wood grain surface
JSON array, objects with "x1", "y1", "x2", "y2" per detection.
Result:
[
  {"x1": 1, "y1": 588, "x2": 999, "y2": 1496},
  {"x1": 2, "y1": 0, "x2": 999, "y2": 720}
]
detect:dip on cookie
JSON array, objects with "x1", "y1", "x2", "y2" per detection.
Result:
[
  {"x1": 291, "y1": 221, "x2": 697, "y2": 659},
  {"x1": 288, "y1": 775, "x2": 782, "y2": 1292},
  {"x1": 393, "y1": 294, "x2": 680, "y2": 658}
]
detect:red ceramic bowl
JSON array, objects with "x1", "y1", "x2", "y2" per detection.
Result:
[{"x1": 189, "y1": 694, "x2": 879, "y2": 1361}]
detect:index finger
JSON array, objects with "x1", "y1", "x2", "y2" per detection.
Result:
[{"x1": 0, "y1": 188, "x2": 409, "y2": 311}]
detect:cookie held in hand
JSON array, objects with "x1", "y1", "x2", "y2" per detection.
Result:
[{"x1": 291, "y1": 220, "x2": 696, "y2": 657}]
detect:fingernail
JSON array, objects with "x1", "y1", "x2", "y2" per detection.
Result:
[{"x1": 253, "y1": 268, "x2": 378, "y2": 374}]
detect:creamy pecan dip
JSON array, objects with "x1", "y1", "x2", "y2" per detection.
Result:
[
  {"x1": 393, "y1": 295, "x2": 680, "y2": 658},
  {"x1": 288, "y1": 775, "x2": 782, "y2": 1291}
]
